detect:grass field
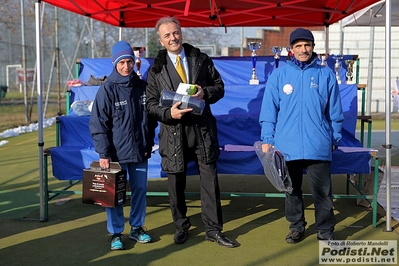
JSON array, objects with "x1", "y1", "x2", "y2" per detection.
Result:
[{"x1": 0, "y1": 91, "x2": 66, "y2": 132}]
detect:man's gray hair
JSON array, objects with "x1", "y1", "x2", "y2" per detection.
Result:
[{"x1": 155, "y1": 16, "x2": 181, "y2": 36}]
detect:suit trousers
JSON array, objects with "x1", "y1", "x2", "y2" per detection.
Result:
[{"x1": 167, "y1": 148, "x2": 223, "y2": 234}]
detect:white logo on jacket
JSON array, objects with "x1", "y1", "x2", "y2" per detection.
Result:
[
  {"x1": 283, "y1": 84, "x2": 294, "y2": 94},
  {"x1": 115, "y1": 100, "x2": 128, "y2": 108},
  {"x1": 310, "y1": 77, "x2": 319, "y2": 89}
]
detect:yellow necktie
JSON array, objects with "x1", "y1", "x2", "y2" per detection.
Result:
[{"x1": 176, "y1": 55, "x2": 187, "y2": 83}]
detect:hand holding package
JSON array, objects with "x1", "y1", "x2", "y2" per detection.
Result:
[
  {"x1": 160, "y1": 89, "x2": 205, "y2": 115},
  {"x1": 254, "y1": 141, "x2": 293, "y2": 193}
]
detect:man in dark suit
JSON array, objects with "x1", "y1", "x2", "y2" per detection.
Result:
[{"x1": 146, "y1": 16, "x2": 237, "y2": 248}]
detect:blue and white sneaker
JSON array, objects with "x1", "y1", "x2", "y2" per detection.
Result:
[
  {"x1": 109, "y1": 234, "x2": 124, "y2": 250},
  {"x1": 129, "y1": 227, "x2": 151, "y2": 243}
]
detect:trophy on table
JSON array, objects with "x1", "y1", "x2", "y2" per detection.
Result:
[
  {"x1": 318, "y1": 53, "x2": 329, "y2": 67},
  {"x1": 345, "y1": 55, "x2": 358, "y2": 83},
  {"x1": 332, "y1": 54, "x2": 343, "y2": 84},
  {"x1": 133, "y1": 46, "x2": 146, "y2": 79},
  {"x1": 248, "y1": 42, "x2": 261, "y2": 85},
  {"x1": 271, "y1": 46, "x2": 283, "y2": 68}
]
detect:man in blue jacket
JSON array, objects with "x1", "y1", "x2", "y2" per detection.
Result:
[
  {"x1": 89, "y1": 40, "x2": 157, "y2": 250},
  {"x1": 259, "y1": 28, "x2": 344, "y2": 243}
]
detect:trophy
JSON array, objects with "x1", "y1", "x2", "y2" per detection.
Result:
[
  {"x1": 345, "y1": 60, "x2": 355, "y2": 83},
  {"x1": 248, "y1": 42, "x2": 261, "y2": 85},
  {"x1": 286, "y1": 47, "x2": 291, "y2": 57},
  {"x1": 332, "y1": 54, "x2": 343, "y2": 84},
  {"x1": 318, "y1": 53, "x2": 329, "y2": 67},
  {"x1": 133, "y1": 46, "x2": 146, "y2": 79},
  {"x1": 345, "y1": 55, "x2": 358, "y2": 83},
  {"x1": 271, "y1": 46, "x2": 283, "y2": 68}
]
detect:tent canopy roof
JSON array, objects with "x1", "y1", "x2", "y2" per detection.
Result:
[
  {"x1": 342, "y1": 0, "x2": 399, "y2": 27},
  {"x1": 41, "y1": 0, "x2": 380, "y2": 28}
]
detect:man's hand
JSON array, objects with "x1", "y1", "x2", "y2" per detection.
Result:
[
  {"x1": 191, "y1": 85, "x2": 204, "y2": 99},
  {"x1": 171, "y1": 101, "x2": 193, "y2": 119},
  {"x1": 261, "y1": 143, "x2": 274, "y2": 154}
]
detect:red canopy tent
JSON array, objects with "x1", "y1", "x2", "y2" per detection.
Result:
[
  {"x1": 41, "y1": 0, "x2": 379, "y2": 28},
  {"x1": 35, "y1": 0, "x2": 383, "y2": 222}
]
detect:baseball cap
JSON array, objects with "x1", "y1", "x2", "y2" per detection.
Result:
[{"x1": 289, "y1": 28, "x2": 314, "y2": 45}]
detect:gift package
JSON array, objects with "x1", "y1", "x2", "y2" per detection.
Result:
[
  {"x1": 82, "y1": 161, "x2": 126, "y2": 207},
  {"x1": 160, "y1": 89, "x2": 205, "y2": 115}
]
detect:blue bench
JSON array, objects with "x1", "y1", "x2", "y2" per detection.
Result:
[{"x1": 43, "y1": 56, "x2": 379, "y2": 225}]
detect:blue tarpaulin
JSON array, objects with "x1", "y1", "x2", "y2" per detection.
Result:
[{"x1": 50, "y1": 56, "x2": 370, "y2": 180}]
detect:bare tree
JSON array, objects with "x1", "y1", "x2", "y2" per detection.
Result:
[{"x1": 0, "y1": 3, "x2": 235, "y2": 123}]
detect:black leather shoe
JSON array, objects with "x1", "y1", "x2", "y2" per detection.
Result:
[
  {"x1": 205, "y1": 231, "x2": 237, "y2": 248},
  {"x1": 285, "y1": 229, "x2": 305, "y2": 244},
  {"x1": 317, "y1": 233, "x2": 336, "y2": 241},
  {"x1": 174, "y1": 229, "x2": 188, "y2": 244}
]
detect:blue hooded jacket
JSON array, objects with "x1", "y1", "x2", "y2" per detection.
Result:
[
  {"x1": 259, "y1": 57, "x2": 344, "y2": 162},
  {"x1": 89, "y1": 69, "x2": 156, "y2": 164}
]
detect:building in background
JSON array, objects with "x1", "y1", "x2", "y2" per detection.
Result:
[{"x1": 220, "y1": 25, "x2": 399, "y2": 113}]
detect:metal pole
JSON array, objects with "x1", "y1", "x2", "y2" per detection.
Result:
[
  {"x1": 91, "y1": 19, "x2": 94, "y2": 58},
  {"x1": 145, "y1": 28, "x2": 149, "y2": 57},
  {"x1": 21, "y1": 0, "x2": 29, "y2": 123},
  {"x1": 55, "y1": 7, "x2": 62, "y2": 115},
  {"x1": 35, "y1": 0, "x2": 46, "y2": 221},
  {"x1": 366, "y1": 27, "x2": 375, "y2": 116},
  {"x1": 339, "y1": 21, "x2": 344, "y2": 55},
  {"x1": 325, "y1": 26, "x2": 329, "y2": 53},
  {"x1": 8, "y1": 30, "x2": 12, "y2": 64},
  {"x1": 384, "y1": 0, "x2": 393, "y2": 232},
  {"x1": 240, "y1": 27, "x2": 244, "y2": 56}
]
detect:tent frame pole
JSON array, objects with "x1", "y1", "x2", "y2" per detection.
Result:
[
  {"x1": 35, "y1": 0, "x2": 46, "y2": 222},
  {"x1": 384, "y1": 0, "x2": 393, "y2": 233}
]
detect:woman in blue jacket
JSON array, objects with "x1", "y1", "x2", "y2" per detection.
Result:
[
  {"x1": 89, "y1": 41, "x2": 157, "y2": 250},
  {"x1": 259, "y1": 28, "x2": 344, "y2": 244}
]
